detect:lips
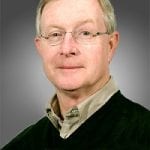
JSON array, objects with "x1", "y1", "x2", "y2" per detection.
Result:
[{"x1": 58, "y1": 66, "x2": 83, "y2": 69}]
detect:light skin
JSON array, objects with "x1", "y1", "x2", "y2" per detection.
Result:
[{"x1": 35, "y1": 0, "x2": 119, "y2": 118}]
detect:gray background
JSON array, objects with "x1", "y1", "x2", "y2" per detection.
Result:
[{"x1": 1, "y1": 0, "x2": 149, "y2": 147}]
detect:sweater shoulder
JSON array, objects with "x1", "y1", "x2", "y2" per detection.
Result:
[
  {"x1": 1, "y1": 117, "x2": 50, "y2": 150},
  {"x1": 112, "y1": 91, "x2": 149, "y2": 116},
  {"x1": 113, "y1": 92, "x2": 150, "y2": 128},
  {"x1": 110, "y1": 92, "x2": 150, "y2": 146}
]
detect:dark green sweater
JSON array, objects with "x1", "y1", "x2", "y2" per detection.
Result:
[{"x1": 1, "y1": 92, "x2": 150, "y2": 150}]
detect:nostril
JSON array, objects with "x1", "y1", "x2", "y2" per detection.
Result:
[
  {"x1": 70, "y1": 52, "x2": 76, "y2": 55},
  {"x1": 60, "y1": 47, "x2": 79, "y2": 57}
]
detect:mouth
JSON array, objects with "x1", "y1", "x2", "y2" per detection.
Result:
[
  {"x1": 57, "y1": 65, "x2": 84, "y2": 73},
  {"x1": 58, "y1": 66, "x2": 83, "y2": 69}
]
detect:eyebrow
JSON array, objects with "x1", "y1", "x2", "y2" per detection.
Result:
[{"x1": 75, "y1": 19, "x2": 95, "y2": 27}]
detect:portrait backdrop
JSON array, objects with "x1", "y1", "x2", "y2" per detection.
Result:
[
  {"x1": 0, "y1": 0, "x2": 2, "y2": 147},
  {"x1": 1, "y1": 0, "x2": 149, "y2": 147}
]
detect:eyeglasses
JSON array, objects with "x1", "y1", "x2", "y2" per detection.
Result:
[{"x1": 40, "y1": 29, "x2": 109, "y2": 46}]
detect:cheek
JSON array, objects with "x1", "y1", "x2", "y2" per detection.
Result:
[
  {"x1": 95, "y1": 41, "x2": 110, "y2": 65},
  {"x1": 40, "y1": 47, "x2": 57, "y2": 65},
  {"x1": 85, "y1": 44, "x2": 109, "y2": 65},
  {"x1": 42, "y1": 53, "x2": 56, "y2": 81},
  {"x1": 39, "y1": 48, "x2": 58, "y2": 78},
  {"x1": 89, "y1": 54, "x2": 107, "y2": 74},
  {"x1": 84, "y1": 45, "x2": 109, "y2": 77}
]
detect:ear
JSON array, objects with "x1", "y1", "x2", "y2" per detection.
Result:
[
  {"x1": 108, "y1": 31, "x2": 119, "y2": 63},
  {"x1": 34, "y1": 36, "x2": 44, "y2": 56}
]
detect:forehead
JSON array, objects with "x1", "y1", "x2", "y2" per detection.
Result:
[{"x1": 41, "y1": 0, "x2": 105, "y2": 29}]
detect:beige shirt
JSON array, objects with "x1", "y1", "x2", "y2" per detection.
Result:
[{"x1": 46, "y1": 77, "x2": 119, "y2": 139}]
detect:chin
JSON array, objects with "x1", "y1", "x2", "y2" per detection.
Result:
[
  {"x1": 55, "y1": 82, "x2": 82, "y2": 91},
  {"x1": 52, "y1": 76, "x2": 82, "y2": 90}
]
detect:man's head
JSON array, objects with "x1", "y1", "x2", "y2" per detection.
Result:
[{"x1": 34, "y1": 0, "x2": 119, "y2": 94}]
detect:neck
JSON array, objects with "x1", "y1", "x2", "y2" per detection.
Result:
[
  {"x1": 55, "y1": 90, "x2": 83, "y2": 118},
  {"x1": 56, "y1": 76, "x2": 110, "y2": 118}
]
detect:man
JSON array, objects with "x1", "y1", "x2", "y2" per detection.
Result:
[{"x1": 2, "y1": 0, "x2": 150, "y2": 149}]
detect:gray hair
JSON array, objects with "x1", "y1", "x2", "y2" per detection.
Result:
[{"x1": 35, "y1": 0, "x2": 117, "y2": 35}]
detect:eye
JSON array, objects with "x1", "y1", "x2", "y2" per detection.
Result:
[
  {"x1": 47, "y1": 31, "x2": 64, "y2": 42},
  {"x1": 49, "y1": 31, "x2": 63, "y2": 37},
  {"x1": 81, "y1": 31, "x2": 91, "y2": 36},
  {"x1": 78, "y1": 30, "x2": 93, "y2": 39}
]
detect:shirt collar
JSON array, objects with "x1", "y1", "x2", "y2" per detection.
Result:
[{"x1": 46, "y1": 76, "x2": 119, "y2": 137}]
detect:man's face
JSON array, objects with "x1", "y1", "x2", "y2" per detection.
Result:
[{"x1": 35, "y1": 0, "x2": 119, "y2": 93}]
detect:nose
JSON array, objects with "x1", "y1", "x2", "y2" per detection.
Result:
[{"x1": 59, "y1": 33, "x2": 79, "y2": 57}]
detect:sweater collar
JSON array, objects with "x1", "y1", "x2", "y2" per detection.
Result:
[{"x1": 46, "y1": 76, "x2": 119, "y2": 138}]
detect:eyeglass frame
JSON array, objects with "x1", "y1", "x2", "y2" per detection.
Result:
[{"x1": 39, "y1": 30, "x2": 110, "y2": 46}]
